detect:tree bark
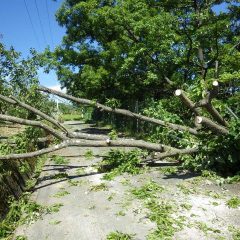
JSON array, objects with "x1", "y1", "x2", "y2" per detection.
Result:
[
  {"x1": 196, "y1": 116, "x2": 229, "y2": 135},
  {"x1": 0, "y1": 138, "x2": 197, "y2": 160},
  {"x1": 0, "y1": 114, "x2": 66, "y2": 140},
  {"x1": 38, "y1": 86, "x2": 198, "y2": 135},
  {"x1": 0, "y1": 94, "x2": 69, "y2": 133}
]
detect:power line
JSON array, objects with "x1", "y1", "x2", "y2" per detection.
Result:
[
  {"x1": 34, "y1": 0, "x2": 48, "y2": 46},
  {"x1": 23, "y1": 0, "x2": 41, "y2": 49},
  {"x1": 45, "y1": 0, "x2": 54, "y2": 49}
]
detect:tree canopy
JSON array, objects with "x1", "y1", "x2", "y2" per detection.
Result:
[{"x1": 45, "y1": 0, "x2": 239, "y2": 107}]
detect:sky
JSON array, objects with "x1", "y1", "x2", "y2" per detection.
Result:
[
  {"x1": 0, "y1": 0, "x2": 65, "y2": 89},
  {"x1": 0, "y1": 1, "x2": 229, "y2": 90}
]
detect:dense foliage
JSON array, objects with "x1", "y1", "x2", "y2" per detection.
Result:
[
  {"x1": 44, "y1": 0, "x2": 238, "y2": 104},
  {"x1": 42, "y1": 0, "x2": 240, "y2": 174},
  {"x1": 0, "y1": 43, "x2": 55, "y2": 118}
]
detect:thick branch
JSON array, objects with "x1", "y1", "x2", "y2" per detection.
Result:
[
  {"x1": 0, "y1": 94, "x2": 69, "y2": 134},
  {"x1": 196, "y1": 116, "x2": 229, "y2": 135},
  {"x1": 69, "y1": 132, "x2": 108, "y2": 140},
  {"x1": 0, "y1": 114, "x2": 66, "y2": 140},
  {"x1": 0, "y1": 139, "x2": 195, "y2": 160},
  {"x1": 0, "y1": 142, "x2": 69, "y2": 160},
  {"x1": 38, "y1": 86, "x2": 198, "y2": 135},
  {"x1": 153, "y1": 148, "x2": 198, "y2": 160},
  {"x1": 175, "y1": 90, "x2": 200, "y2": 115},
  {"x1": 195, "y1": 81, "x2": 228, "y2": 127}
]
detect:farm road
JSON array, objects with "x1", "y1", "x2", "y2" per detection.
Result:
[{"x1": 15, "y1": 121, "x2": 240, "y2": 240}]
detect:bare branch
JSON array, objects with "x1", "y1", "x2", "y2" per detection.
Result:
[
  {"x1": 0, "y1": 114, "x2": 66, "y2": 140},
  {"x1": 0, "y1": 138, "x2": 195, "y2": 160},
  {"x1": 195, "y1": 81, "x2": 228, "y2": 127},
  {"x1": 38, "y1": 86, "x2": 198, "y2": 135},
  {"x1": 153, "y1": 147, "x2": 198, "y2": 160},
  {"x1": 175, "y1": 89, "x2": 201, "y2": 115},
  {"x1": 196, "y1": 116, "x2": 229, "y2": 135},
  {"x1": 0, "y1": 142, "x2": 69, "y2": 160},
  {"x1": 0, "y1": 93, "x2": 69, "y2": 134}
]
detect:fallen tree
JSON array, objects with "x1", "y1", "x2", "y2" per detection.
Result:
[{"x1": 0, "y1": 81, "x2": 236, "y2": 168}]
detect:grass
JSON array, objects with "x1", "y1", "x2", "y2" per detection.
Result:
[
  {"x1": 49, "y1": 220, "x2": 61, "y2": 225},
  {"x1": 115, "y1": 210, "x2": 126, "y2": 216},
  {"x1": 61, "y1": 114, "x2": 82, "y2": 121},
  {"x1": 177, "y1": 183, "x2": 196, "y2": 195},
  {"x1": 0, "y1": 194, "x2": 45, "y2": 239},
  {"x1": 106, "y1": 231, "x2": 135, "y2": 240},
  {"x1": 107, "y1": 193, "x2": 116, "y2": 201},
  {"x1": 53, "y1": 190, "x2": 70, "y2": 198},
  {"x1": 195, "y1": 221, "x2": 221, "y2": 235},
  {"x1": 180, "y1": 203, "x2": 192, "y2": 210},
  {"x1": 52, "y1": 172, "x2": 69, "y2": 179},
  {"x1": 15, "y1": 236, "x2": 28, "y2": 240},
  {"x1": 68, "y1": 179, "x2": 86, "y2": 187},
  {"x1": 84, "y1": 149, "x2": 94, "y2": 160},
  {"x1": 51, "y1": 155, "x2": 69, "y2": 165},
  {"x1": 228, "y1": 225, "x2": 240, "y2": 240},
  {"x1": 47, "y1": 203, "x2": 64, "y2": 213},
  {"x1": 226, "y1": 196, "x2": 240, "y2": 208},
  {"x1": 0, "y1": 155, "x2": 47, "y2": 240},
  {"x1": 90, "y1": 183, "x2": 109, "y2": 192}
]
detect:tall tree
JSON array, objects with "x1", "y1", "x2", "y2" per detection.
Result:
[{"x1": 47, "y1": 0, "x2": 239, "y2": 106}]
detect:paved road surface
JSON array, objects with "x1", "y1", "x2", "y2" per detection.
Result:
[{"x1": 15, "y1": 121, "x2": 240, "y2": 240}]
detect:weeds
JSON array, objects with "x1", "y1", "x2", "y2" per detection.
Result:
[
  {"x1": 15, "y1": 235, "x2": 28, "y2": 240},
  {"x1": 52, "y1": 172, "x2": 69, "y2": 179},
  {"x1": 115, "y1": 210, "x2": 126, "y2": 216},
  {"x1": 53, "y1": 190, "x2": 70, "y2": 198},
  {"x1": 49, "y1": 220, "x2": 61, "y2": 225},
  {"x1": 68, "y1": 179, "x2": 85, "y2": 187},
  {"x1": 195, "y1": 221, "x2": 221, "y2": 235},
  {"x1": 177, "y1": 183, "x2": 196, "y2": 195},
  {"x1": 90, "y1": 183, "x2": 108, "y2": 192},
  {"x1": 226, "y1": 196, "x2": 240, "y2": 208},
  {"x1": 180, "y1": 203, "x2": 192, "y2": 210},
  {"x1": 51, "y1": 155, "x2": 69, "y2": 165},
  {"x1": 106, "y1": 231, "x2": 135, "y2": 240},
  {"x1": 228, "y1": 225, "x2": 240, "y2": 240},
  {"x1": 84, "y1": 149, "x2": 94, "y2": 160},
  {"x1": 0, "y1": 194, "x2": 45, "y2": 239},
  {"x1": 47, "y1": 203, "x2": 64, "y2": 213}
]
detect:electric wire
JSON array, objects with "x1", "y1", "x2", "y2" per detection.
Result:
[
  {"x1": 23, "y1": 0, "x2": 41, "y2": 49},
  {"x1": 45, "y1": 0, "x2": 54, "y2": 49},
  {"x1": 34, "y1": 0, "x2": 48, "y2": 46}
]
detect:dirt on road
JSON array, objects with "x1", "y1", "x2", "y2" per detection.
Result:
[{"x1": 14, "y1": 121, "x2": 240, "y2": 240}]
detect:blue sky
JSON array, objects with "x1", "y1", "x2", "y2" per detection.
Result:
[{"x1": 0, "y1": 0, "x2": 65, "y2": 89}]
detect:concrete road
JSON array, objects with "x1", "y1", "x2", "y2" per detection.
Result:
[{"x1": 14, "y1": 121, "x2": 240, "y2": 240}]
